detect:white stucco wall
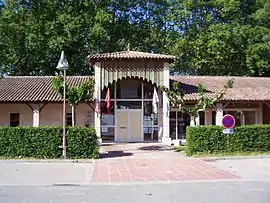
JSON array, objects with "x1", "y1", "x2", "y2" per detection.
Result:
[
  {"x1": 0, "y1": 103, "x2": 95, "y2": 127},
  {"x1": 40, "y1": 103, "x2": 63, "y2": 126},
  {"x1": 0, "y1": 103, "x2": 33, "y2": 126}
]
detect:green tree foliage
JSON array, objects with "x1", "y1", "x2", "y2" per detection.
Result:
[
  {"x1": 0, "y1": 0, "x2": 269, "y2": 77},
  {"x1": 52, "y1": 73, "x2": 94, "y2": 126},
  {"x1": 169, "y1": 0, "x2": 270, "y2": 76},
  {"x1": 0, "y1": 0, "x2": 111, "y2": 75}
]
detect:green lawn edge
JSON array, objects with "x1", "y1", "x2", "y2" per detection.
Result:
[{"x1": 174, "y1": 146, "x2": 270, "y2": 158}]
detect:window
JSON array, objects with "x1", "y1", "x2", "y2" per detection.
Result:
[
  {"x1": 170, "y1": 111, "x2": 177, "y2": 139},
  {"x1": 101, "y1": 83, "x2": 115, "y2": 99},
  {"x1": 116, "y1": 79, "x2": 142, "y2": 99},
  {"x1": 224, "y1": 111, "x2": 241, "y2": 126},
  {"x1": 143, "y1": 101, "x2": 158, "y2": 140},
  {"x1": 223, "y1": 110, "x2": 256, "y2": 126},
  {"x1": 243, "y1": 111, "x2": 256, "y2": 125},
  {"x1": 101, "y1": 101, "x2": 115, "y2": 141},
  {"x1": 117, "y1": 101, "x2": 142, "y2": 109},
  {"x1": 143, "y1": 101, "x2": 158, "y2": 125},
  {"x1": 212, "y1": 111, "x2": 216, "y2": 125},
  {"x1": 143, "y1": 83, "x2": 154, "y2": 99},
  {"x1": 199, "y1": 111, "x2": 205, "y2": 125},
  {"x1": 66, "y1": 113, "x2": 72, "y2": 126},
  {"x1": 199, "y1": 111, "x2": 216, "y2": 125},
  {"x1": 169, "y1": 111, "x2": 190, "y2": 140},
  {"x1": 10, "y1": 113, "x2": 20, "y2": 127}
]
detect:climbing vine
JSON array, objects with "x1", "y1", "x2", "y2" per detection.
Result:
[{"x1": 161, "y1": 79, "x2": 234, "y2": 123}]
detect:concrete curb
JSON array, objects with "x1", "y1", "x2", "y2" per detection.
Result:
[
  {"x1": 0, "y1": 159, "x2": 93, "y2": 163},
  {"x1": 1, "y1": 178, "x2": 270, "y2": 187},
  {"x1": 200, "y1": 155, "x2": 270, "y2": 161}
]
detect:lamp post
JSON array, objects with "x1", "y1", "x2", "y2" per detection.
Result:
[{"x1": 56, "y1": 51, "x2": 69, "y2": 159}]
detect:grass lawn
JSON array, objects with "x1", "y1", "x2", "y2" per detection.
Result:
[{"x1": 174, "y1": 146, "x2": 270, "y2": 158}]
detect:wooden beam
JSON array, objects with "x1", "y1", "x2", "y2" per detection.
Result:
[
  {"x1": 264, "y1": 102, "x2": 270, "y2": 109},
  {"x1": 223, "y1": 103, "x2": 230, "y2": 108}
]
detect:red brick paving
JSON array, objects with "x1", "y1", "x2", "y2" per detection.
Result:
[{"x1": 91, "y1": 145, "x2": 239, "y2": 183}]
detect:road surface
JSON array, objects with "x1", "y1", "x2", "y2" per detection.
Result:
[{"x1": 0, "y1": 181, "x2": 269, "y2": 203}]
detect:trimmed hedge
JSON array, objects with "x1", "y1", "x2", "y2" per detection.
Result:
[
  {"x1": 186, "y1": 126, "x2": 226, "y2": 155},
  {"x1": 186, "y1": 125, "x2": 270, "y2": 155},
  {"x1": 67, "y1": 127, "x2": 99, "y2": 159},
  {"x1": 229, "y1": 125, "x2": 270, "y2": 152},
  {"x1": 0, "y1": 126, "x2": 99, "y2": 159}
]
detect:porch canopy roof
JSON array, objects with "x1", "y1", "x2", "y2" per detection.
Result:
[
  {"x1": 87, "y1": 50, "x2": 176, "y2": 63},
  {"x1": 87, "y1": 50, "x2": 176, "y2": 88}
]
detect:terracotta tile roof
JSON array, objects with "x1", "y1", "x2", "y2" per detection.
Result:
[
  {"x1": 0, "y1": 76, "x2": 94, "y2": 102},
  {"x1": 1, "y1": 75, "x2": 269, "y2": 103},
  {"x1": 170, "y1": 76, "x2": 270, "y2": 102},
  {"x1": 87, "y1": 51, "x2": 176, "y2": 62}
]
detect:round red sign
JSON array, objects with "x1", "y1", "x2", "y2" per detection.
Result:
[{"x1": 222, "y1": 114, "x2": 235, "y2": 129}]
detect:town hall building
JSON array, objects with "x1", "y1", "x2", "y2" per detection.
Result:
[{"x1": 0, "y1": 51, "x2": 270, "y2": 145}]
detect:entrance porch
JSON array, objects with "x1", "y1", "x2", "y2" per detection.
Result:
[
  {"x1": 99, "y1": 78, "x2": 162, "y2": 143},
  {"x1": 87, "y1": 51, "x2": 176, "y2": 144}
]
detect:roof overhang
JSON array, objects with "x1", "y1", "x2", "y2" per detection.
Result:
[{"x1": 87, "y1": 50, "x2": 176, "y2": 65}]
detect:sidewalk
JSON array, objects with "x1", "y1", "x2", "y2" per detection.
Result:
[
  {"x1": 0, "y1": 161, "x2": 93, "y2": 185},
  {"x1": 209, "y1": 158, "x2": 270, "y2": 180}
]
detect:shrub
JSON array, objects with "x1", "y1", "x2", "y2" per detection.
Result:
[
  {"x1": 186, "y1": 124, "x2": 270, "y2": 155},
  {"x1": 185, "y1": 126, "x2": 226, "y2": 155},
  {"x1": 0, "y1": 126, "x2": 98, "y2": 159},
  {"x1": 0, "y1": 126, "x2": 61, "y2": 158},
  {"x1": 229, "y1": 125, "x2": 270, "y2": 152},
  {"x1": 67, "y1": 127, "x2": 99, "y2": 159}
]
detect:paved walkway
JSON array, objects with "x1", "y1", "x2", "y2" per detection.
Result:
[{"x1": 91, "y1": 143, "x2": 239, "y2": 183}]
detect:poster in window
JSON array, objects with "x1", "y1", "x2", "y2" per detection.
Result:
[
  {"x1": 101, "y1": 114, "x2": 114, "y2": 126},
  {"x1": 84, "y1": 111, "x2": 93, "y2": 126}
]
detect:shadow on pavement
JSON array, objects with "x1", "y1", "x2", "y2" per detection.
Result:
[
  {"x1": 99, "y1": 150, "x2": 133, "y2": 159},
  {"x1": 139, "y1": 145, "x2": 174, "y2": 151}
]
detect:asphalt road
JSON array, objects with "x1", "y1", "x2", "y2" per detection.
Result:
[{"x1": 0, "y1": 181, "x2": 270, "y2": 203}]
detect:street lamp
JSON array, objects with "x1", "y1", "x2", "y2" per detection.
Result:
[{"x1": 56, "y1": 51, "x2": 69, "y2": 159}]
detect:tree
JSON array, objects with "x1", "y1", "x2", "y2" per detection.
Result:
[
  {"x1": 52, "y1": 73, "x2": 94, "y2": 127},
  {"x1": 0, "y1": 0, "x2": 111, "y2": 76},
  {"x1": 0, "y1": 0, "x2": 269, "y2": 77},
  {"x1": 161, "y1": 79, "x2": 234, "y2": 125},
  {"x1": 246, "y1": 0, "x2": 270, "y2": 76}
]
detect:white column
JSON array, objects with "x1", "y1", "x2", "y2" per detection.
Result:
[
  {"x1": 190, "y1": 116, "x2": 195, "y2": 126},
  {"x1": 30, "y1": 104, "x2": 40, "y2": 127},
  {"x1": 190, "y1": 116, "x2": 199, "y2": 126},
  {"x1": 158, "y1": 103, "x2": 163, "y2": 142},
  {"x1": 162, "y1": 62, "x2": 171, "y2": 145},
  {"x1": 205, "y1": 109, "x2": 213, "y2": 125},
  {"x1": 195, "y1": 115, "x2": 200, "y2": 126},
  {"x1": 240, "y1": 111, "x2": 245, "y2": 125},
  {"x1": 94, "y1": 62, "x2": 102, "y2": 144},
  {"x1": 215, "y1": 103, "x2": 223, "y2": 126}
]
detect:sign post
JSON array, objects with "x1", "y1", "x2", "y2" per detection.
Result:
[{"x1": 222, "y1": 114, "x2": 235, "y2": 147}]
